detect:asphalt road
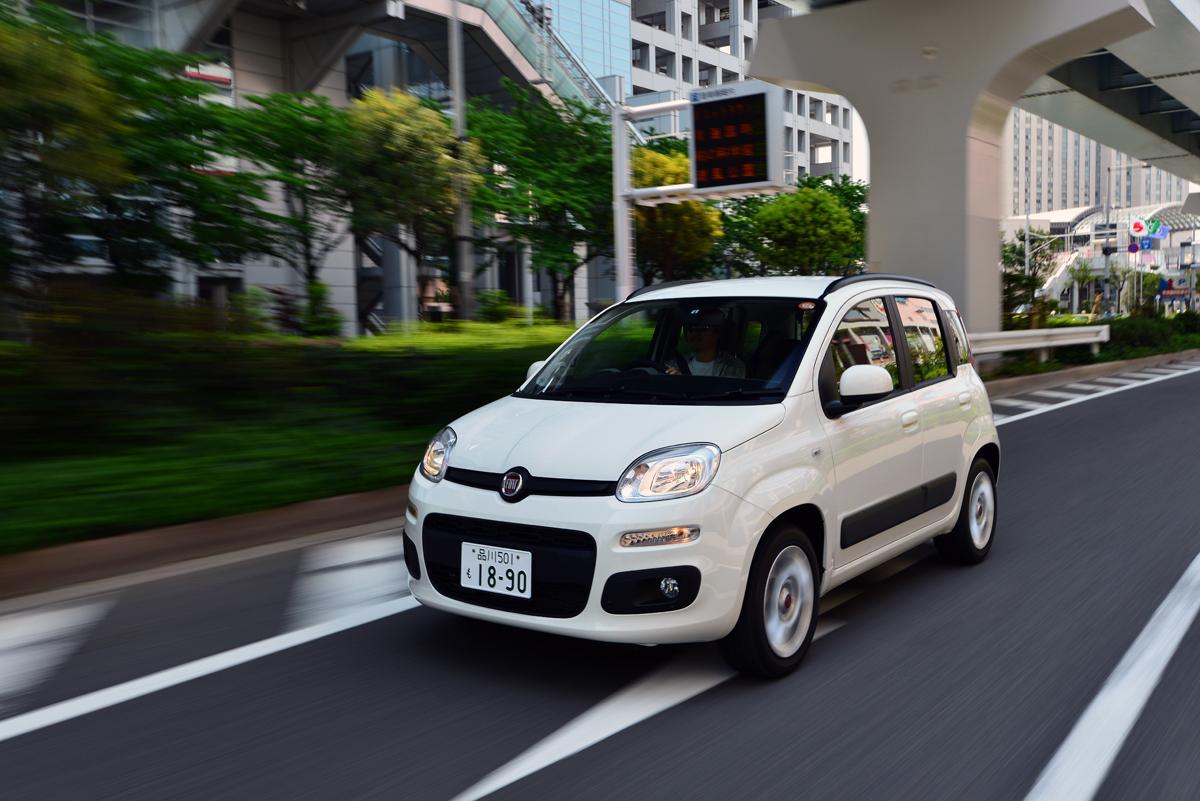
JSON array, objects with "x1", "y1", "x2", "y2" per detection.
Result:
[{"x1": 3, "y1": 362, "x2": 1200, "y2": 801}]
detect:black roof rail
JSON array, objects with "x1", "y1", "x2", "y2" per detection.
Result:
[
  {"x1": 626, "y1": 279, "x2": 705, "y2": 300},
  {"x1": 820, "y1": 273, "x2": 937, "y2": 298}
]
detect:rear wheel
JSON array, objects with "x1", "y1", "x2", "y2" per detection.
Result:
[
  {"x1": 934, "y1": 458, "x2": 997, "y2": 565},
  {"x1": 721, "y1": 526, "x2": 819, "y2": 678}
]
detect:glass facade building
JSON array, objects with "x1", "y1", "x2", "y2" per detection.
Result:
[{"x1": 548, "y1": 0, "x2": 631, "y2": 84}]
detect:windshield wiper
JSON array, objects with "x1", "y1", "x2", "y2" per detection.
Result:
[
  {"x1": 688, "y1": 387, "x2": 787, "y2": 401},
  {"x1": 539, "y1": 385, "x2": 690, "y2": 400}
]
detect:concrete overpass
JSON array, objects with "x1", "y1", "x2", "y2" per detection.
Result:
[{"x1": 750, "y1": 0, "x2": 1200, "y2": 331}]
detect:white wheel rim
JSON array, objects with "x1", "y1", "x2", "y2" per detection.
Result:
[
  {"x1": 968, "y1": 471, "x2": 995, "y2": 550},
  {"x1": 762, "y1": 545, "x2": 815, "y2": 659}
]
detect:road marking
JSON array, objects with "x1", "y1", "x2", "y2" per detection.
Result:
[
  {"x1": 1023, "y1": 551, "x2": 1200, "y2": 801},
  {"x1": 994, "y1": 363, "x2": 1200, "y2": 426},
  {"x1": 0, "y1": 595, "x2": 420, "y2": 744},
  {"x1": 1064, "y1": 383, "x2": 1107, "y2": 392},
  {"x1": 0, "y1": 600, "x2": 113, "y2": 715},
  {"x1": 1119, "y1": 372, "x2": 1164, "y2": 381},
  {"x1": 1090, "y1": 376, "x2": 1138, "y2": 385},
  {"x1": 1141, "y1": 366, "x2": 1186, "y2": 374},
  {"x1": 991, "y1": 398, "x2": 1049, "y2": 410},
  {"x1": 0, "y1": 518, "x2": 407, "y2": 618},
  {"x1": 450, "y1": 619, "x2": 846, "y2": 801},
  {"x1": 288, "y1": 534, "x2": 409, "y2": 630},
  {"x1": 1029, "y1": 389, "x2": 1085, "y2": 401}
]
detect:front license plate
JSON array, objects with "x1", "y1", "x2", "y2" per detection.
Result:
[{"x1": 460, "y1": 542, "x2": 532, "y2": 598}]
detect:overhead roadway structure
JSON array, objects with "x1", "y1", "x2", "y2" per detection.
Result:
[
  {"x1": 750, "y1": 0, "x2": 1155, "y2": 332},
  {"x1": 1018, "y1": 0, "x2": 1200, "y2": 185}
]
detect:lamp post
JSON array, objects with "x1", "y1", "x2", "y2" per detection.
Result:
[{"x1": 1104, "y1": 161, "x2": 1153, "y2": 314}]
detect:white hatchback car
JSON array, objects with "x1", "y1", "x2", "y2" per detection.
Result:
[{"x1": 405, "y1": 275, "x2": 1000, "y2": 677}]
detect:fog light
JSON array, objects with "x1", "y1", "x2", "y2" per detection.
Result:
[
  {"x1": 406, "y1": 501, "x2": 418, "y2": 519},
  {"x1": 659, "y1": 577, "x2": 680, "y2": 600},
  {"x1": 618, "y1": 526, "x2": 700, "y2": 547}
]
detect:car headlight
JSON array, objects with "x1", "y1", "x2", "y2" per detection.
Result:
[
  {"x1": 616, "y1": 443, "x2": 721, "y2": 503},
  {"x1": 420, "y1": 427, "x2": 456, "y2": 482}
]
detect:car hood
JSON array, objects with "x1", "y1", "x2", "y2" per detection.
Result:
[{"x1": 446, "y1": 396, "x2": 785, "y2": 480}]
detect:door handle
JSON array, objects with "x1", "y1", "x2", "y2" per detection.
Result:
[
  {"x1": 957, "y1": 391, "x2": 972, "y2": 407},
  {"x1": 900, "y1": 410, "x2": 920, "y2": 428}
]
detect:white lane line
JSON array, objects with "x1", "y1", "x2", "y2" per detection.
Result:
[
  {"x1": 1140, "y1": 366, "x2": 1186, "y2": 374},
  {"x1": 0, "y1": 595, "x2": 420, "y2": 744},
  {"x1": 991, "y1": 398, "x2": 1049, "y2": 410},
  {"x1": 994, "y1": 363, "x2": 1200, "y2": 426},
  {"x1": 1023, "y1": 551, "x2": 1200, "y2": 801},
  {"x1": 1119, "y1": 372, "x2": 1165, "y2": 381},
  {"x1": 1064, "y1": 383, "x2": 1107, "y2": 392},
  {"x1": 288, "y1": 534, "x2": 409, "y2": 630},
  {"x1": 450, "y1": 619, "x2": 846, "y2": 801},
  {"x1": 0, "y1": 600, "x2": 113, "y2": 715},
  {"x1": 1030, "y1": 390, "x2": 1086, "y2": 401},
  {"x1": 1090, "y1": 376, "x2": 1139, "y2": 385},
  {"x1": 0, "y1": 518, "x2": 407, "y2": 618}
]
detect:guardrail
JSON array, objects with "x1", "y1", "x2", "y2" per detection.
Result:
[{"x1": 971, "y1": 325, "x2": 1109, "y2": 362}]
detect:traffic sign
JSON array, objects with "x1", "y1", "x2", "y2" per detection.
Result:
[
  {"x1": 1130, "y1": 219, "x2": 1148, "y2": 237},
  {"x1": 1129, "y1": 243, "x2": 1140, "y2": 253},
  {"x1": 689, "y1": 80, "x2": 784, "y2": 193},
  {"x1": 1140, "y1": 237, "x2": 1154, "y2": 250}
]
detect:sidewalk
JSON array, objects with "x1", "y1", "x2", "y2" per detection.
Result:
[{"x1": 0, "y1": 485, "x2": 408, "y2": 603}]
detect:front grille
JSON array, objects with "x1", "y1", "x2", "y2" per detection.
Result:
[
  {"x1": 421, "y1": 514, "x2": 596, "y2": 618},
  {"x1": 444, "y1": 467, "x2": 615, "y2": 497}
]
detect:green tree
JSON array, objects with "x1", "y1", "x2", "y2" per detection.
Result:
[
  {"x1": 0, "y1": 2, "x2": 129, "y2": 303},
  {"x1": 753, "y1": 188, "x2": 856, "y2": 275},
  {"x1": 51, "y1": 12, "x2": 274, "y2": 293},
  {"x1": 711, "y1": 194, "x2": 771, "y2": 277},
  {"x1": 470, "y1": 83, "x2": 612, "y2": 320},
  {"x1": 343, "y1": 89, "x2": 482, "y2": 275},
  {"x1": 1066, "y1": 259, "x2": 1095, "y2": 313},
  {"x1": 231, "y1": 93, "x2": 354, "y2": 299},
  {"x1": 1000, "y1": 229, "x2": 1055, "y2": 327},
  {"x1": 796, "y1": 174, "x2": 867, "y2": 267},
  {"x1": 632, "y1": 147, "x2": 722, "y2": 284}
]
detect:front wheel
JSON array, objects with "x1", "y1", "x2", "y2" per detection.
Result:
[
  {"x1": 934, "y1": 458, "x2": 997, "y2": 565},
  {"x1": 721, "y1": 526, "x2": 819, "y2": 678}
]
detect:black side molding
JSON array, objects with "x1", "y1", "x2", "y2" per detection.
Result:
[{"x1": 840, "y1": 473, "x2": 958, "y2": 549}]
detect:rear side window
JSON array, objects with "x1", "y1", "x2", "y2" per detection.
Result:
[
  {"x1": 894, "y1": 296, "x2": 950, "y2": 384},
  {"x1": 947, "y1": 310, "x2": 972, "y2": 368}
]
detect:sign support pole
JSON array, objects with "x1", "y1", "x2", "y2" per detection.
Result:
[{"x1": 611, "y1": 76, "x2": 633, "y2": 303}]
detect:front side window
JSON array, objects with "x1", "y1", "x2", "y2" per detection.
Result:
[
  {"x1": 518, "y1": 297, "x2": 820, "y2": 404},
  {"x1": 827, "y1": 297, "x2": 901, "y2": 394},
  {"x1": 895, "y1": 296, "x2": 950, "y2": 383}
]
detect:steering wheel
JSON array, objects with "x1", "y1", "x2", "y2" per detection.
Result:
[{"x1": 626, "y1": 357, "x2": 691, "y2": 375}]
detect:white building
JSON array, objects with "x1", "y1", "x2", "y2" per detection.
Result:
[{"x1": 626, "y1": 0, "x2": 854, "y2": 182}]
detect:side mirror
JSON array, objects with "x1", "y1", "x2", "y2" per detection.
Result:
[
  {"x1": 526, "y1": 360, "x2": 547, "y2": 382},
  {"x1": 826, "y1": 364, "x2": 893, "y2": 417}
]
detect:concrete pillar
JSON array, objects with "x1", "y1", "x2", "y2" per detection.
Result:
[{"x1": 751, "y1": 0, "x2": 1153, "y2": 332}]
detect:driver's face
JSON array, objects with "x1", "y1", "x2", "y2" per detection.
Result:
[{"x1": 686, "y1": 325, "x2": 718, "y2": 350}]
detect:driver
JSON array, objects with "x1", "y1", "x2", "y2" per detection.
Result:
[{"x1": 667, "y1": 306, "x2": 746, "y2": 378}]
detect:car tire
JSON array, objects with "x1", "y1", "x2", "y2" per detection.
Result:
[
  {"x1": 934, "y1": 458, "x2": 997, "y2": 565},
  {"x1": 720, "y1": 525, "x2": 820, "y2": 679}
]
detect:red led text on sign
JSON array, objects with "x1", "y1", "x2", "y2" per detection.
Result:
[{"x1": 693, "y1": 93, "x2": 768, "y2": 189}]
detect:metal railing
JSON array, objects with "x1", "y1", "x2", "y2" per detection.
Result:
[{"x1": 971, "y1": 325, "x2": 1110, "y2": 362}]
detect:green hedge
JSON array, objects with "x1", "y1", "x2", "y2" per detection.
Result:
[{"x1": 0, "y1": 295, "x2": 574, "y2": 552}]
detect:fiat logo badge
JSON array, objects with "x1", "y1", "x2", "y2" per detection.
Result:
[{"x1": 500, "y1": 471, "x2": 524, "y2": 498}]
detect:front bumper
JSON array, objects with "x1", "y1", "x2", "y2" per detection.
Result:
[{"x1": 405, "y1": 473, "x2": 766, "y2": 645}]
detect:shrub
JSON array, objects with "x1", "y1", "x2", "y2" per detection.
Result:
[
  {"x1": 302, "y1": 281, "x2": 344, "y2": 337},
  {"x1": 1173, "y1": 310, "x2": 1200, "y2": 334},
  {"x1": 1109, "y1": 316, "x2": 1172, "y2": 349},
  {"x1": 477, "y1": 289, "x2": 513, "y2": 322}
]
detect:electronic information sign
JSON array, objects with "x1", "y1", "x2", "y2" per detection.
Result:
[{"x1": 689, "y1": 80, "x2": 784, "y2": 195}]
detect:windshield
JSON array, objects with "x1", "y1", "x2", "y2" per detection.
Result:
[{"x1": 516, "y1": 297, "x2": 823, "y2": 404}]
